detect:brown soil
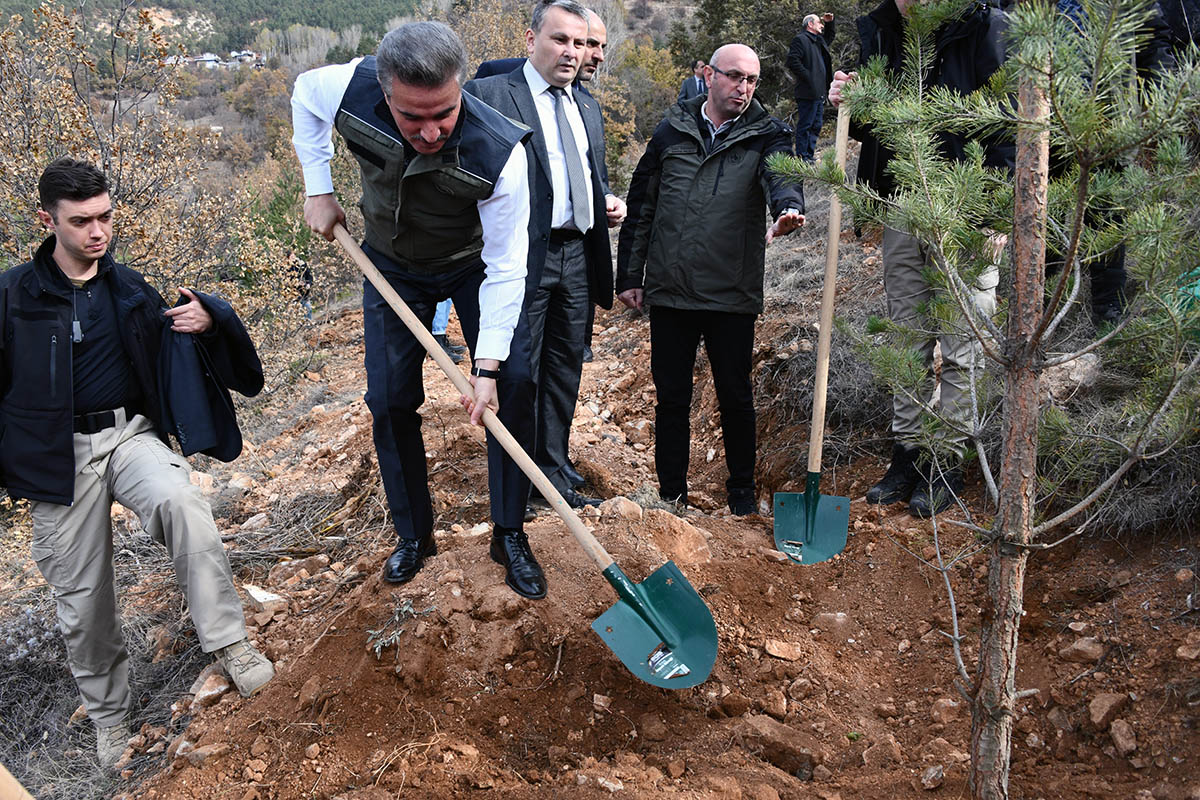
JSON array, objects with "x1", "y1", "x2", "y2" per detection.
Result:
[{"x1": 7, "y1": 233, "x2": 1200, "y2": 800}]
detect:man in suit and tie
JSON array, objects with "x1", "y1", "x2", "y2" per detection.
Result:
[
  {"x1": 466, "y1": 0, "x2": 626, "y2": 509},
  {"x1": 677, "y1": 59, "x2": 707, "y2": 102}
]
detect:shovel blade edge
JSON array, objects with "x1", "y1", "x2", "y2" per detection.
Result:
[
  {"x1": 773, "y1": 491, "x2": 850, "y2": 565},
  {"x1": 591, "y1": 561, "x2": 717, "y2": 689}
]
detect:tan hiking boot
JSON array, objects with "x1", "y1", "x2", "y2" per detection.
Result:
[
  {"x1": 216, "y1": 638, "x2": 275, "y2": 697},
  {"x1": 96, "y1": 720, "x2": 131, "y2": 770}
]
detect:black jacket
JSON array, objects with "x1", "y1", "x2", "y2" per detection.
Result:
[
  {"x1": 0, "y1": 237, "x2": 261, "y2": 505},
  {"x1": 159, "y1": 291, "x2": 263, "y2": 462},
  {"x1": 616, "y1": 97, "x2": 804, "y2": 315},
  {"x1": 852, "y1": 0, "x2": 1013, "y2": 199},
  {"x1": 464, "y1": 68, "x2": 614, "y2": 309},
  {"x1": 786, "y1": 20, "x2": 836, "y2": 101}
]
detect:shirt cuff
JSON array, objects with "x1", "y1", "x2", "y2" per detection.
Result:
[
  {"x1": 303, "y1": 165, "x2": 335, "y2": 197},
  {"x1": 473, "y1": 328, "x2": 512, "y2": 363}
]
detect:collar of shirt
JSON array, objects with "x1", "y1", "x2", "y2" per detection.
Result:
[
  {"x1": 700, "y1": 101, "x2": 741, "y2": 140},
  {"x1": 522, "y1": 60, "x2": 577, "y2": 106}
]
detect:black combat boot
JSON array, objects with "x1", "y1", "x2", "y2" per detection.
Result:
[
  {"x1": 865, "y1": 443, "x2": 922, "y2": 505},
  {"x1": 909, "y1": 464, "x2": 964, "y2": 518}
]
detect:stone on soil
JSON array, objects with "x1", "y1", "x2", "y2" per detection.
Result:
[
  {"x1": 1110, "y1": 719, "x2": 1137, "y2": 756},
  {"x1": 739, "y1": 714, "x2": 825, "y2": 774},
  {"x1": 243, "y1": 584, "x2": 288, "y2": 615},
  {"x1": 184, "y1": 742, "x2": 229, "y2": 766},
  {"x1": 1059, "y1": 637, "x2": 1104, "y2": 663},
  {"x1": 862, "y1": 734, "x2": 903, "y2": 768},
  {"x1": 1177, "y1": 643, "x2": 1200, "y2": 661},
  {"x1": 191, "y1": 673, "x2": 231, "y2": 710},
  {"x1": 1088, "y1": 692, "x2": 1128, "y2": 729},
  {"x1": 599, "y1": 496, "x2": 643, "y2": 520},
  {"x1": 644, "y1": 509, "x2": 712, "y2": 565},
  {"x1": 921, "y1": 764, "x2": 945, "y2": 790},
  {"x1": 639, "y1": 712, "x2": 669, "y2": 741},
  {"x1": 764, "y1": 639, "x2": 803, "y2": 661},
  {"x1": 762, "y1": 686, "x2": 788, "y2": 721},
  {"x1": 930, "y1": 697, "x2": 960, "y2": 724},
  {"x1": 720, "y1": 692, "x2": 752, "y2": 717},
  {"x1": 268, "y1": 555, "x2": 330, "y2": 585}
]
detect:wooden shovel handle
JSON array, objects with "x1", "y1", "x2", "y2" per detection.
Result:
[
  {"x1": 0, "y1": 761, "x2": 33, "y2": 800},
  {"x1": 807, "y1": 104, "x2": 852, "y2": 474},
  {"x1": 331, "y1": 225, "x2": 615, "y2": 571}
]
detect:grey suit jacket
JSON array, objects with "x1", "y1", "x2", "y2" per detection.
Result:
[
  {"x1": 677, "y1": 75, "x2": 706, "y2": 102},
  {"x1": 464, "y1": 67, "x2": 614, "y2": 309}
]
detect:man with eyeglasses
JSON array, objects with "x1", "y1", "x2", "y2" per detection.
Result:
[{"x1": 616, "y1": 43, "x2": 804, "y2": 517}]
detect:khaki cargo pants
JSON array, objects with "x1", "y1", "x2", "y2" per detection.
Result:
[
  {"x1": 882, "y1": 226, "x2": 999, "y2": 455},
  {"x1": 30, "y1": 410, "x2": 246, "y2": 726}
]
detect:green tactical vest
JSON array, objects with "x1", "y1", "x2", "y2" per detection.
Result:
[{"x1": 335, "y1": 111, "x2": 493, "y2": 272}]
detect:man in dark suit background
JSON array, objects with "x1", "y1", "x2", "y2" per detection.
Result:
[
  {"x1": 786, "y1": 12, "x2": 835, "y2": 161},
  {"x1": 677, "y1": 59, "x2": 707, "y2": 102},
  {"x1": 466, "y1": 0, "x2": 626, "y2": 509}
]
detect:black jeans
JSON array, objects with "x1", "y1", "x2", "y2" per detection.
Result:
[
  {"x1": 361, "y1": 242, "x2": 536, "y2": 540},
  {"x1": 649, "y1": 306, "x2": 757, "y2": 499}
]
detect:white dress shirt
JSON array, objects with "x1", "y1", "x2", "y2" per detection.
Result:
[
  {"x1": 521, "y1": 60, "x2": 594, "y2": 231},
  {"x1": 291, "y1": 60, "x2": 529, "y2": 362}
]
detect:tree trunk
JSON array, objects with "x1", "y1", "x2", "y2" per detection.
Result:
[{"x1": 968, "y1": 73, "x2": 1049, "y2": 800}]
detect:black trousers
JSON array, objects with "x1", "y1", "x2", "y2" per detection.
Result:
[
  {"x1": 526, "y1": 236, "x2": 590, "y2": 493},
  {"x1": 361, "y1": 242, "x2": 536, "y2": 540},
  {"x1": 649, "y1": 306, "x2": 757, "y2": 500}
]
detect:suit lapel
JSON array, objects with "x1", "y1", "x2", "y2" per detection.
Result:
[{"x1": 508, "y1": 73, "x2": 552, "y2": 184}]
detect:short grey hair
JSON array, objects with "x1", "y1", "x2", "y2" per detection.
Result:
[
  {"x1": 531, "y1": 0, "x2": 588, "y2": 32},
  {"x1": 376, "y1": 21, "x2": 467, "y2": 93},
  {"x1": 802, "y1": 13, "x2": 820, "y2": 28}
]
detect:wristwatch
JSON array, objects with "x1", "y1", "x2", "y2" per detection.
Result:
[{"x1": 470, "y1": 364, "x2": 502, "y2": 379}]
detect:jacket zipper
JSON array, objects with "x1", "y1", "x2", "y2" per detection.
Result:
[{"x1": 49, "y1": 334, "x2": 57, "y2": 400}]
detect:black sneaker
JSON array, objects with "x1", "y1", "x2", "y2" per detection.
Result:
[
  {"x1": 909, "y1": 466, "x2": 964, "y2": 518},
  {"x1": 865, "y1": 443, "x2": 922, "y2": 504}
]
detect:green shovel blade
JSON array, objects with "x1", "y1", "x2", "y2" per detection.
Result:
[
  {"x1": 773, "y1": 472, "x2": 849, "y2": 565},
  {"x1": 591, "y1": 562, "x2": 717, "y2": 689}
]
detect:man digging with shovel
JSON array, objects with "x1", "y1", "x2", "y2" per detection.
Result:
[{"x1": 291, "y1": 21, "x2": 549, "y2": 599}]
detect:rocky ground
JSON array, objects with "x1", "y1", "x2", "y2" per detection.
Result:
[{"x1": 2, "y1": 193, "x2": 1199, "y2": 800}]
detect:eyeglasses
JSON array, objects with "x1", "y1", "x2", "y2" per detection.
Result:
[{"x1": 710, "y1": 65, "x2": 759, "y2": 86}]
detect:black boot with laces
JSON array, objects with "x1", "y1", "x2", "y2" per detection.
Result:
[{"x1": 865, "y1": 443, "x2": 922, "y2": 505}]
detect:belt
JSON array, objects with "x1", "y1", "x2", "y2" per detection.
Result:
[
  {"x1": 73, "y1": 407, "x2": 125, "y2": 434},
  {"x1": 549, "y1": 228, "x2": 586, "y2": 243}
]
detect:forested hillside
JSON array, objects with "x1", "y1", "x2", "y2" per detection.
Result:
[{"x1": 0, "y1": 0, "x2": 417, "y2": 51}]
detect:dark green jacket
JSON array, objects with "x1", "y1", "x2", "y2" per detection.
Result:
[{"x1": 616, "y1": 97, "x2": 804, "y2": 315}]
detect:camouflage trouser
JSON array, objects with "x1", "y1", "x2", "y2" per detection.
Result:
[
  {"x1": 30, "y1": 409, "x2": 246, "y2": 726},
  {"x1": 882, "y1": 226, "x2": 998, "y2": 455}
]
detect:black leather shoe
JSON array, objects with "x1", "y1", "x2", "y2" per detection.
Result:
[
  {"x1": 490, "y1": 527, "x2": 547, "y2": 599},
  {"x1": 382, "y1": 536, "x2": 437, "y2": 584},
  {"x1": 532, "y1": 487, "x2": 602, "y2": 509},
  {"x1": 562, "y1": 461, "x2": 586, "y2": 489},
  {"x1": 728, "y1": 487, "x2": 757, "y2": 516}
]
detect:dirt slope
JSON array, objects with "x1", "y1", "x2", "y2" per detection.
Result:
[{"x1": 102, "y1": 279, "x2": 1200, "y2": 800}]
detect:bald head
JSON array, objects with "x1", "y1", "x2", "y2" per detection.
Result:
[
  {"x1": 703, "y1": 43, "x2": 760, "y2": 126},
  {"x1": 708, "y1": 43, "x2": 757, "y2": 72}
]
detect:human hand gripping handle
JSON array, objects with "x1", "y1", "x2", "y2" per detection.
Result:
[
  {"x1": 328, "y1": 222, "x2": 619, "y2": 571},
  {"x1": 303, "y1": 193, "x2": 347, "y2": 241},
  {"x1": 828, "y1": 70, "x2": 858, "y2": 107}
]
